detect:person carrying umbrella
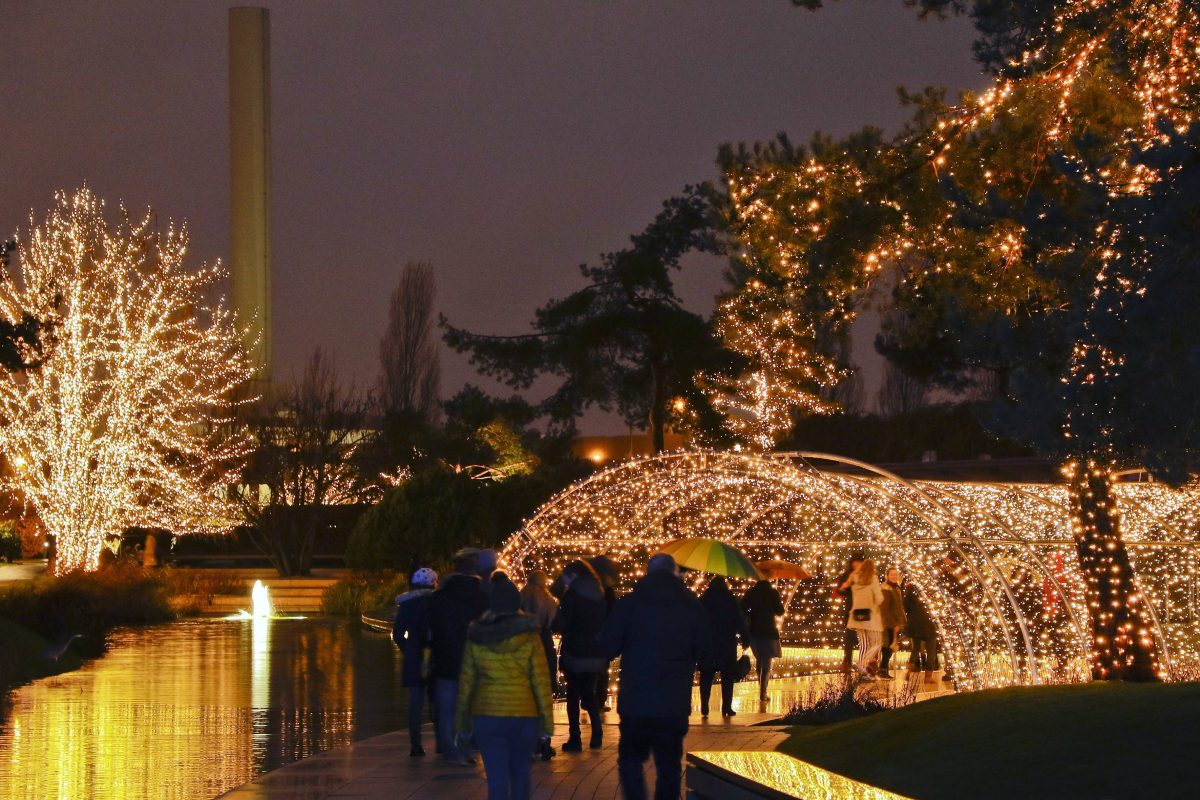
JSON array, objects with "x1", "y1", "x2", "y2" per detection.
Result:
[
  {"x1": 740, "y1": 577, "x2": 785, "y2": 701},
  {"x1": 698, "y1": 576, "x2": 750, "y2": 718}
]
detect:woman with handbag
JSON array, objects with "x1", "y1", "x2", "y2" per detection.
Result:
[
  {"x1": 698, "y1": 576, "x2": 751, "y2": 718},
  {"x1": 841, "y1": 559, "x2": 884, "y2": 679}
]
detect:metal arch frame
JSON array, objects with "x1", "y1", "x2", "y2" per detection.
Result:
[
  {"x1": 786, "y1": 455, "x2": 1030, "y2": 686},
  {"x1": 506, "y1": 452, "x2": 807, "y2": 571},
  {"x1": 775, "y1": 459, "x2": 1003, "y2": 687},
  {"x1": 911, "y1": 480, "x2": 1089, "y2": 661},
  {"x1": 1000, "y1": 481, "x2": 1179, "y2": 674},
  {"x1": 500, "y1": 449, "x2": 1198, "y2": 686}
]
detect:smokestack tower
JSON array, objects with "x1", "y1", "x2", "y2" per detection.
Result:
[{"x1": 229, "y1": 7, "x2": 272, "y2": 386}]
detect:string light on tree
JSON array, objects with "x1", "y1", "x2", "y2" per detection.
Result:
[{"x1": 0, "y1": 189, "x2": 254, "y2": 574}]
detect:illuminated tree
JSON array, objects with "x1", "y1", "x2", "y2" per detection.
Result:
[
  {"x1": 726, "y1": 0, "x2": 1200, "y2": 678},
  {"x1": 0, "y1": 189, "x2": 253, "y2": 574}
]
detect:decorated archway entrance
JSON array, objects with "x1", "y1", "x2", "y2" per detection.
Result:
[{"x1": 499, "y1": 451, "x2": 1200, "y2": 690}]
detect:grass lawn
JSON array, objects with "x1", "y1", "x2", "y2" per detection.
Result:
[{"x1": 779, "y1": 682, "x2": 1200, "y2": 800}]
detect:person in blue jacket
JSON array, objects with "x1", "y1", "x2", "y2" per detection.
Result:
[{"x1": 393, "y1": 566, "x2": 438, "y2": 757}]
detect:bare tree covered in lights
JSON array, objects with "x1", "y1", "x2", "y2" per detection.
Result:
[
  {"x1": 0, "y1": 189, "x2": 253, "y2": 574},
  {"x1": 726, "y1": 0, "x2": 1200, "y2": 679}
]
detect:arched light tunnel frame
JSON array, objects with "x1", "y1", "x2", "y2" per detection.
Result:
[{"x1": 499, "y1": 451, "x2": 1200, "y2": 690}]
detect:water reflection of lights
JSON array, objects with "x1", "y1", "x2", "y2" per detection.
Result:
[{"x1": 0, "y1": 620, "x2": 405, "y2": 800}]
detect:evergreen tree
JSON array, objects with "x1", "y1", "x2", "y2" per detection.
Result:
[{"x1": 443, "y1": 188, "x2": 734, "y2": 452}]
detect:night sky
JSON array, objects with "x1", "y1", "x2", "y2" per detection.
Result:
[{"x1": 2, "y1": 1, "x2": 985, "y2": 431}]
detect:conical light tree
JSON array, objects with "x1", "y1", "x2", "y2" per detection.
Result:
[{"x1": 0, "y1": 189, "x2": 254, "y2": 574}]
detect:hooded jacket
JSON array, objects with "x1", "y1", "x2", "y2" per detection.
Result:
[
  {"x1": 553, "y1": 571, "x2": 608, "y2": 671},
  {"x1": 392, "y1": 588, "x2": 433, "y2": 687},
  {"x1": 427, "y1": 572, "x2": 490, "y2": 680},
  {"x1": 455, "y1": 611, "x2": 554, "y2": 736},
  {"x1": 600, "y1": 570, "x2": 713, "y2": 719}
]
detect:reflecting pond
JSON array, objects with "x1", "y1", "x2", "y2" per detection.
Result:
[{"x1": 0, "y1": 618, "x2": 406, "y2": 800}]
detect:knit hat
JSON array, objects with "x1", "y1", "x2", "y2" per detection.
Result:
[
  {"x1": 411, "y1": 567, "x2": 438, "y2": 588},
  {"x1": 490, "y1": 574, "x2": 521, "y2": 614}
]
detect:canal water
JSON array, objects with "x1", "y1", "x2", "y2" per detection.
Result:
[{"x1": 0, "y1": 618, "x2": 407, "y2": 799}]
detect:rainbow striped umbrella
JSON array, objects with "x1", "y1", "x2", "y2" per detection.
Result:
[{"x1": 658, "y1": 538, "x2": 762, "y2": 580}]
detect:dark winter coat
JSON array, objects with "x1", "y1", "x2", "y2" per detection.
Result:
[
  {"x1": 553, "y1": 572, "x2": 608, "y2": 672},
  {"x1": 699, "y1": 581, "x2": 750, "y2": 671},
  {"x1": 427, "y1": 572, "x2": 490, "y2": 681},
  {"x1": 392, "y1": 588, "x2": 434, "y2": 687},
  {"x1": 881, "y1": 581, "x2": 907, "y2": 631},
  {"x1": 741, "y1": 580, "x2": 785, "y2": 640},
  {"x1": 600, "y1": 570, "x2": 713, "y2": 719},
  {"x1": 903, "y1": 584, "x2": 936, "y2": 639}
]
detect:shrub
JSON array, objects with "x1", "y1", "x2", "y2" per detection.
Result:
[
  {"x1": 0, "y1": 563, "x2": 175, "y2": 653},
  {"x1": 780, "y1": 676, "x2": 917, "y2": 725},
  {"x1": 345, "y1": 465, "x2": 573, "y2": 570},
  {"x1": 320, "y1": 571, "x2": 408, "y2": 617},
  {"x1": 345, "y1": 468, "x2": 502, "y2": 570},
  {"x1": 0, "y1": 522, "x2": 19, "y2": 562}
]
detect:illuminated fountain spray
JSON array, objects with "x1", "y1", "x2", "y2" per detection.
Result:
[
  {"x1": 230, "y1": 579, "x2": 276, "y2": 620},
  {"x1": 251, "y1": 580, "x2": 273, "y2": 618}
]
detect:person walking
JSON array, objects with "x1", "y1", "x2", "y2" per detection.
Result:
[
  {"x1": 841, "y1": 558, "x2": 884, "y2": 679},
  {"x1": 553, "y1": 560, "x2": 608, "y2": 752},
  {"x1": 740, "y1": 578, "x2": 785, "y2": 700},
  {"x1": 833, "y1": 553, "x2": 865, "y2": 672},
  {"x1": 519, "y1": 570, "x2": 559, "y2": 691},
  {"x1": 455, "y1": 575, "x2": 554, "y2": 800},
  {"x1": 698, "y1": 576, "x2": 749, "y2": 718},
  {"x1": 878, "y1": 567, "x2": 907, "y2": 679},
  {"x1": 600, "y1": 554, "x2": 713, "y2": 800},
  {"x1": 392, "y1": 566, "x2": 438, "y2": 756},
  {"x1": 903, "y1": 579, "x2": 939, "y2": 683},
  {"x1": 428, "y1": 552, "x2": 490, "y2": 765}
]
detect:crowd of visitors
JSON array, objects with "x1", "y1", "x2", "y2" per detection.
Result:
[{"x1": 392, "y1": 548, "x2": 944, "y2": 800}]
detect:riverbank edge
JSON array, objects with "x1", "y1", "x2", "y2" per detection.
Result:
[{"x1": 0, "y1": 617, "x2": 86, "y2": 695}]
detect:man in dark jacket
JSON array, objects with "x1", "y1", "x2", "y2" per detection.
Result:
[
  {"x1": 600, "y1": 553, "x2": 713, "y2": 800},
  {"x1": 698, "y1": 576, "x2": 750, "y2": 718},
  {"x1": 427, "y1": 553, "x2": 489, "y2": 765},
  {"x1": 553, "y1": 560, "x2": 608, "y2": 751},
  {"x1": 392, "y1": 566, "x2": 438, "y2": 757}
]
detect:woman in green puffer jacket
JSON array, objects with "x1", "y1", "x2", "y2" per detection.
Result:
[{"x1": 455, "y1": 574, "x2": 554, "y2": 800}]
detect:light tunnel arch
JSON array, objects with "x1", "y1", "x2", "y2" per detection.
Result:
[{"x1": 498, "y1": 451, "x2": 1200, "y2": 689}]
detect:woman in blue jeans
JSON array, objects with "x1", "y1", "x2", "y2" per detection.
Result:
[{"x1": 456, "y1": 575, "x2": 554, "y2": 800}]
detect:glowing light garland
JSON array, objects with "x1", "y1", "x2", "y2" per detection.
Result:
[
  {"x1": 499, "y1": 451, "x2": 1200, "y2": 690},
  {"x1": 0, "y1": 189, "x2": 254, "y2": 574}
]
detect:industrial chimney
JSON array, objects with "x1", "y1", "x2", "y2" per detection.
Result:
[{"x1": 229, "y1": 7, "x2": 272, "y2": 386}]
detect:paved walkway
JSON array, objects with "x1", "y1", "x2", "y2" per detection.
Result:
[
  {"x1": 0, "y1": 560, "x2": 45, "y2": 584},
  {"x1": 217, "y1": 673, "x2": 950, "y2": 800},
  {"x1": 217, "y1": 720, "x2": 789, "y2": 800}
]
